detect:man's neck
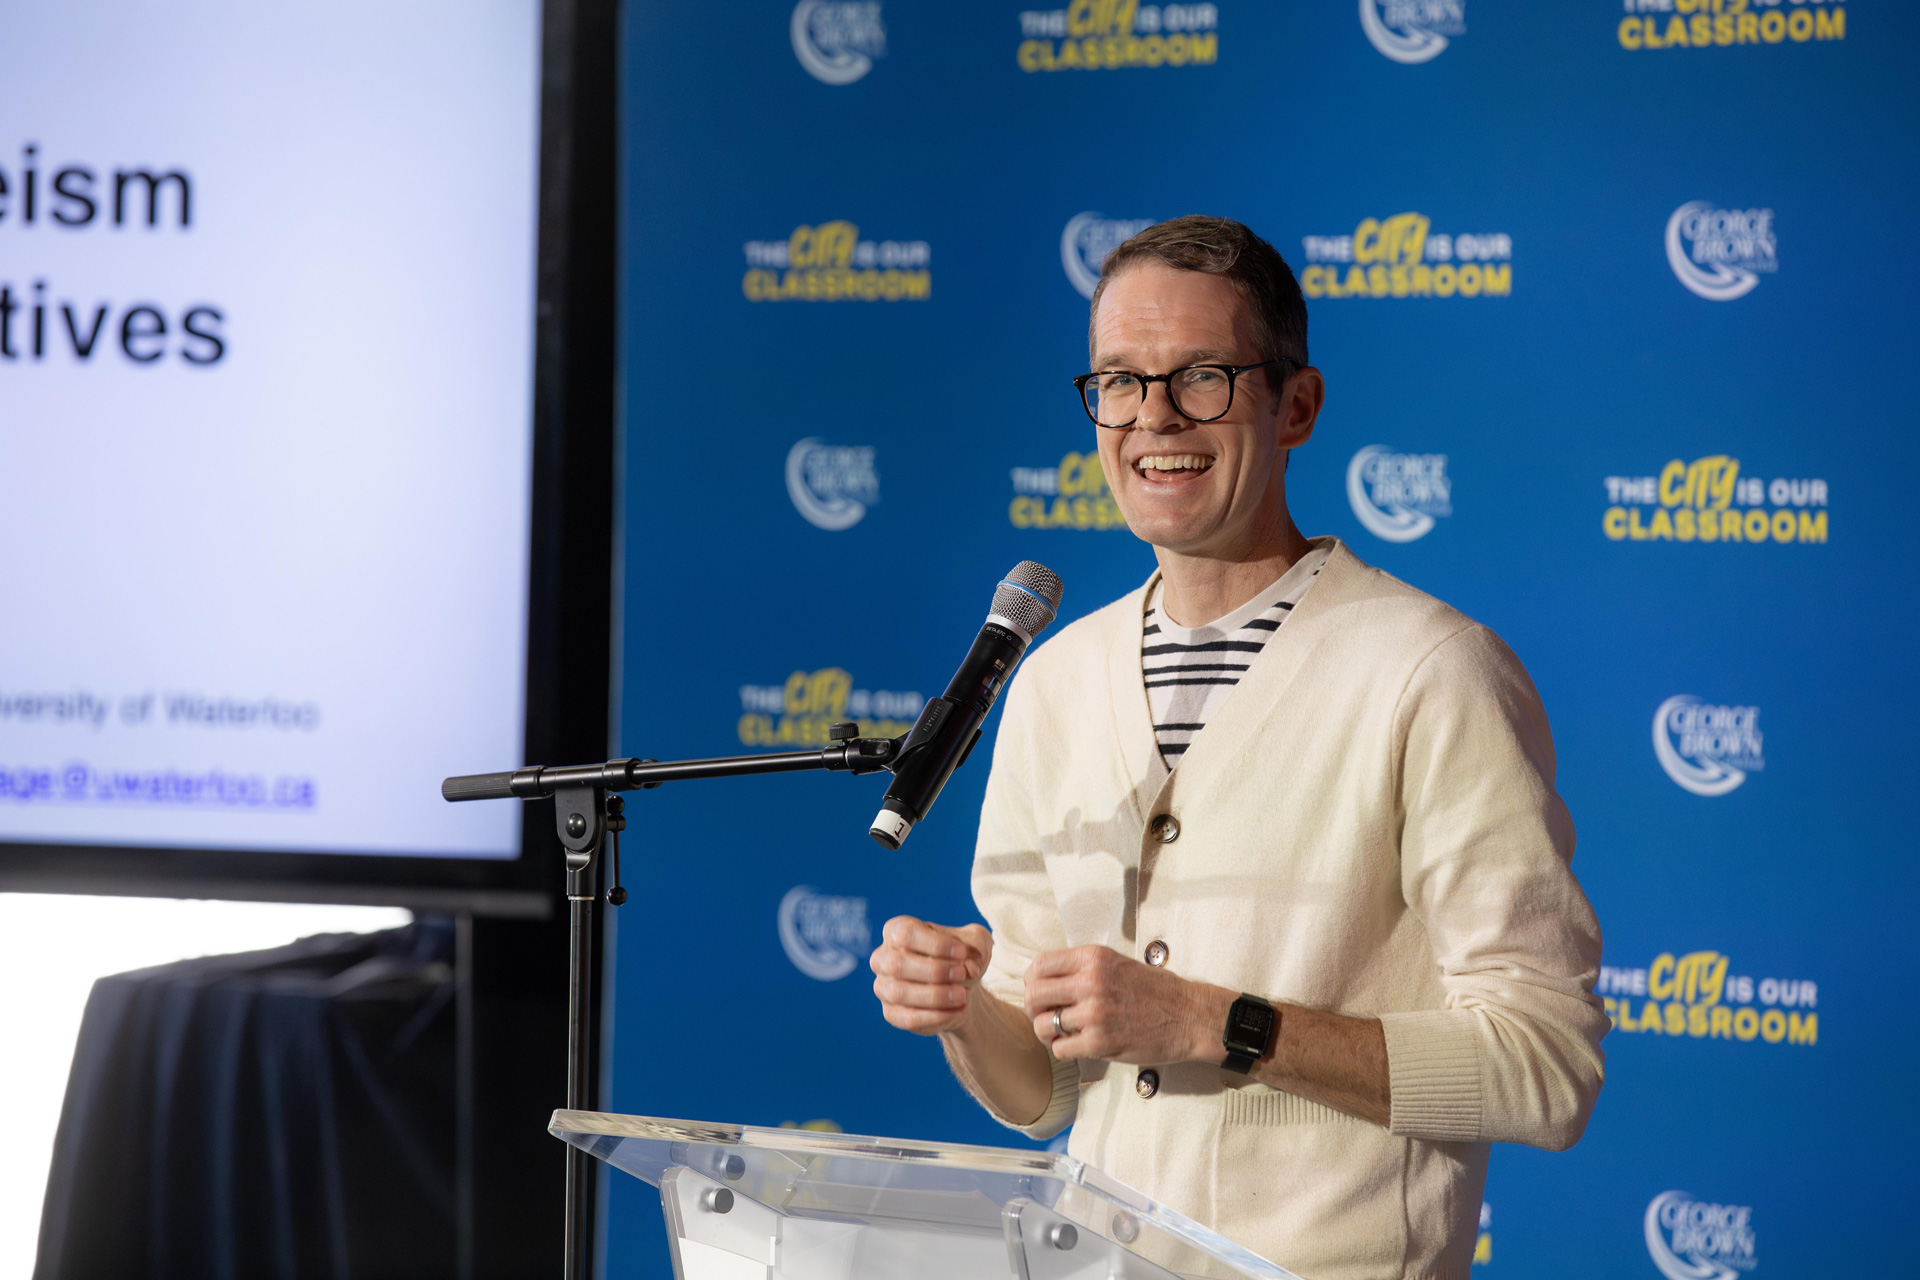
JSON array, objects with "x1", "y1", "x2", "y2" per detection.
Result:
[{"x1": 1153, "y1": 521, "x2": 1316, "y2": 628}]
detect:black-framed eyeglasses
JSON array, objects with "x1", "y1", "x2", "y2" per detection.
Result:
[{"x1": 1073, "y1": 359, "x2": 1295, "y2": 429}]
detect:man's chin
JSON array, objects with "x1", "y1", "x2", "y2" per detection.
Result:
[{"x1": 1124, "y1": 514, "x2": 1228, "y2": 557}]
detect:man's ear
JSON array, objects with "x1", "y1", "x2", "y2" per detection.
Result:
[{"x1": 1278, "y1": 367, "x2": 1325, "y2": 447}]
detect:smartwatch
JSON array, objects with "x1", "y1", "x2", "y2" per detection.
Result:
[{"x1": 1222, "y1": 993, "x2": 1277, "y2": 1074}]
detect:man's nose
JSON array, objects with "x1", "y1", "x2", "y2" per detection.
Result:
[{"x1": 1137, "y1": 379, "x2": 1188, "y2": 432}]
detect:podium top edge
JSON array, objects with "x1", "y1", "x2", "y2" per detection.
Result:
[{"x1": 547, "y1": 1108, "x2": 1083, "y2": 1181}]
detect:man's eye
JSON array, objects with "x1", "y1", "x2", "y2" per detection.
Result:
[
  {"x1": 1102, "y1": 374, "x2": 1141, "y2": 392},
  {"x1": 1180, "y1": 368, "x2": 1226, "y2": 388}
]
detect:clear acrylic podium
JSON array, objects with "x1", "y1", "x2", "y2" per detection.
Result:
[{"x1": 550, "y1": 1111, "x2": 1301, "y2": 1280}]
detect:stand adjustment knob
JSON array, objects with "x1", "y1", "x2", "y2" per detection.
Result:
[{"x1": 829, "y1": 721, "x2": 859, "y2": 741}]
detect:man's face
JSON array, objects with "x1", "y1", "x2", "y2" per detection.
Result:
[{"x1": 1090, "y1": 263, "x2": 1314, "y2": 559}]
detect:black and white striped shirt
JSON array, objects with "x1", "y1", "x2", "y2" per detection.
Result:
[{"x1": 1143, "y1": 545, "x2": 1331, "y2": 767}]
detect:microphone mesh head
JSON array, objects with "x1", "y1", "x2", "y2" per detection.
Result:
[{"x1": 989, "y1": 561, "x2": 1064, "y2": 641}]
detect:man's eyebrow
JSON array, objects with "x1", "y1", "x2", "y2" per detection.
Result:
[
  {"x1": 1089, "y1": 347, "x2": 1241, "y2": 370},
  {"x1": 1176, "y1": 347, "x2": 1241, "y2": 366}
]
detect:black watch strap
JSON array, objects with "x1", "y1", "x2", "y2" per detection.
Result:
[{"x1": 1222, "y1": 993, "x2": 1277, "y2": 1075}]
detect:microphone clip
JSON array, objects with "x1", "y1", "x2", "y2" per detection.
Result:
[
  {"x1": 886, "y1": 698, "x2": 985, "y2": 782},
  {"x1": 824, "y1": 720, "x2": 905, "y2": 776}
]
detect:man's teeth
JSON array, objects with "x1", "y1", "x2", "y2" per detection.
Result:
[{"x1": 1136, "y1": 454, "x2": 1213, "y2": 472}]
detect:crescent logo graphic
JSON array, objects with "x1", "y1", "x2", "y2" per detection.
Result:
[
  {"x1": 778, "y1": 886, "x2": 872, "y2": 981},
  {"x1": 786, "y1": 438, "x2": 878, "y2": 531},
  {"x1": 1666, "y1": 201, "x2": 1775, "y2": 301},
  {"x1": 791, "y1": 0, "x2": 886, "y2": 85},
  {"x1": 1060, "y1": 213, "x2": 1156, "y2": 299},
  {"x1": 1347, "y1": 445, "x2": 1451, "y2": 542},
  {"x1": 1360, "y1": 0, "x2": 1463, "y2": 63},
  {"x1": 1645, "y1": 1191, "x2": 1757, "y2": 1280},
  {"x1": 1652, "y1": 695, "x2": 1764, "y2": 797}
]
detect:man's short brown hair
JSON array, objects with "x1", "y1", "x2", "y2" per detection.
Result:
[{"x1": 1090, "y1": 215, "x2": 1309, "y2": 369}]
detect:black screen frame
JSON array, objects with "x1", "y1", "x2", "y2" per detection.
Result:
[{"x1": 0, "y1": 0, "x2": 619, "y2": 919}]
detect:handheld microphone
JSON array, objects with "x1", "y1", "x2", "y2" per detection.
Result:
[{"x1": 869, "y1": 561, "x2": 1064, "y2": 850}]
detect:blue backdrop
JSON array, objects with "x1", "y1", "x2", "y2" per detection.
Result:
[{"x1": 606, "y1": 2, "x2": 1917, "y2": 1277}]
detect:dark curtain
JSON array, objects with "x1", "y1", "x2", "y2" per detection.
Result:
[{"x1": 35, "y1": 920, "x2": 459, "y2": 1280}]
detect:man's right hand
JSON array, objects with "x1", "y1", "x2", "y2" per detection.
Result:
[
  {"x1": 870, "y1": 916, "x2": 993, "y2": 1035},
  {"x1": 872, "y1": 917, "x2": 1057, "y2": 1128}
]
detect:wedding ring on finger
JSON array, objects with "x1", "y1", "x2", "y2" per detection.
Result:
[{"x1": 1052, "y1": 1009, "x2": 1066, "y2": 1039}]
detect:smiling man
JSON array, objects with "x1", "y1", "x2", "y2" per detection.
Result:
[{"x1": 869, "y1": 217, "x2": 1606, "y2": 1280}]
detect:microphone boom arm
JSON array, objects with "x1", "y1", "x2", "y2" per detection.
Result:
[{"x1": 440, "y1": 731, "x2": 901, "y2": 804}]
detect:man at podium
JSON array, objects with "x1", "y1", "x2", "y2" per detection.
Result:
[{"x1": 870, "y1": 217, "x2": 1606, "y2": 1280}]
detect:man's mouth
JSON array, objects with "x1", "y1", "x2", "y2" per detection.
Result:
[{"x1": 1133, "y1": 453, "x2": 1214, "y2": 477}]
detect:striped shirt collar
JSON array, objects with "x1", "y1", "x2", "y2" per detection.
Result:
[{"x1": 1142, "y1": 544, "x2": 1333, "y2": 766}]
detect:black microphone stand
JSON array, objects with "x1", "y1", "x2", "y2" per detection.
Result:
[{"x1": 441, "y1": 723, "x2": 900, "y2": 1280}]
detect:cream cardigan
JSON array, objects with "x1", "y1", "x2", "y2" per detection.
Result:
[{"x1": 967, "y1": 538, "x2": 1606, "y2": 1280}]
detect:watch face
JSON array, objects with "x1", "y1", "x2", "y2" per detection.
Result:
[{"x1": 1228, "y1": 1001, "x2": 1275, "y2": 1048}]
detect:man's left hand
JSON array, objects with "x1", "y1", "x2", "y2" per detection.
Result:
[{"x1": 1024, "y1": 944, "x2": 1230, "y2": 1065}]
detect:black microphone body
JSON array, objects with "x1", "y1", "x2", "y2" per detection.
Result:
[
  {"x1": 869, "y1": 622, "x2": 1023, "y2": 848},
  {"x1": 871, "y1": 562, "x2": 1062, "y2": 849}
]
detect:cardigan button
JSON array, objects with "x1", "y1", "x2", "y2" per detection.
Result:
[
  {"x1": 1135, "y1": 1069, "x2": 1160, "y2": 1099},
  {"x1": 1144, "y1": 940, "x2": 1168, "y2": 967},
  {"x1": 1148, "y1": 813, "x2": 1181, "y2": 843}
]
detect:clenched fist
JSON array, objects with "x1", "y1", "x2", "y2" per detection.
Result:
[{"x1": 870, "y1": 916, "x2": 994, "y2": 1035}]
